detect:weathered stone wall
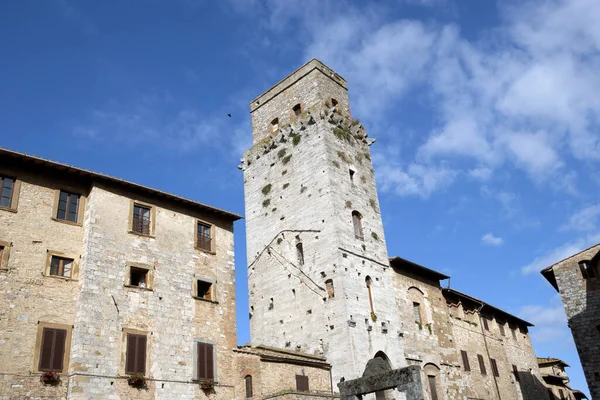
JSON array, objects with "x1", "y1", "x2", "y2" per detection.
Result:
[
  {"x1": 549, "y1": 244, "x2": 600, "y2": 399},
  {"x1": 244, "y1": 60, "x2": 405, "y2": 385}
]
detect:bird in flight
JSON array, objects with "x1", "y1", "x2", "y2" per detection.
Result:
[{"x1": 227, "y1": 113, "x2": 232, "y2": 118}]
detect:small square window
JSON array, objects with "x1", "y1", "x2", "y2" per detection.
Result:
[
  {"x1": 296, "y1": 375, "x2": 309, "y2": 392},
  {"x1": 196, "y1": 221, "x2": 213, "y2": 252},
  {"x1": 293, "y1": 104, "x2": 302, "y2": 116},
  {"x1": 49, "y1": 255, "x2": 73, "y2": 278},
  {"x1": 196, "y1": 279, "x2": 213, "y2": 301},
  {"x1": 130, "y1": 267, "x2": 149, "y2": 288},
  {"x1": 132, "y1": 204, "x2": 151, "y2": 235},
  {"x1": 56, "y1": 190, "x2": 80, "y2": 223}
]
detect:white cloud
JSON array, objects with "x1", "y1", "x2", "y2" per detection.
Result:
[
  {"x1": 468, "y1": 167, "x2": 492, "y2": 181},
  {"x1": 517, "y1": 296, "x2": 572, "y2": 345},
  {"x1": 481, "y1": 233, "x2": 503, "y2": 246},
  {"x1": 520, "y1": 234, "x2": 600, "y2": 274},
  {"x1": 561, "y1": 204, "x2": 600, "y2": 232}
]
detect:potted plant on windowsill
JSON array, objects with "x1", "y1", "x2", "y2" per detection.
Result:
[
  {"x1": 200, "y1": 379, "x2": 214, "y2": 393},
  {"x1": 127, "y1": 373, "x2": 147, "y2": 388},
  {"x1": 40, "y1": 371, "x2": 60, "y2": 385}
]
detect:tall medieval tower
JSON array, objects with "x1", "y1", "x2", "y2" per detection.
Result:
[{"x1": 243, "y1": 59, "x2": 405, "y2": 385}]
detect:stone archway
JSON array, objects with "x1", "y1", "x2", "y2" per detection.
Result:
[{"x1": 339, "y1": 363, "x2": 424, "y2": 400}]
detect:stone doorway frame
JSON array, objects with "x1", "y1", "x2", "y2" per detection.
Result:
[{"x1": 338, "y1": 365, "x2": 424, "y2": 400}]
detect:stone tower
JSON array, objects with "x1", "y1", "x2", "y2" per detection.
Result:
[{"x1": 243, "y1": 59, "x2": 404, "y2": 385}]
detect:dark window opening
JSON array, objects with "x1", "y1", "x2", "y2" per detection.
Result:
[
  {"x1": 293, "y1": 104, "x2": 302, "y2": 116},
  {"x1": 50, "y1": 255, "x2": 73, "y2": 278},
  {"x1": 130, "y1": 267, "x2": 148, "y2": 288},
  {"x1": 197, "y1": 342, "x2": 215, "y2": 380},
  {"x1": 0, "y1": 176, "x2": 15, "y2": 208},
  {"x1": 331, "y1": 98, "x2": 338, "y2": 107},
  {"x1": 579, "y1": 260, "x2": 597, "y2": 279},
  {"x1": 125, "y1": 333, "x2": 147, "y2": 375},
  {"x1": 478, "y1": 354, "x2": 486, "y2": 375},
  {"x1": 352, "y1": 211, "x2": 364, "y2": 240},
  {"x1": 349, "y1": 169, "x2": 355, "y2": 183},
  {"x1": 296, "y1": 242, "x2": 304, "y2": 265},
  {"x1": 512, "y1": 364, "x2": 520, "y2": 382},
  {"x1": 325, "y1": 279, "x2": 334, "y2": 298},
  {"x1": 482, "y1": 317, "x2": 489, "y2": 330},
  {"x1": 461, "y1": 350, "x2": 470, "y2": 371},
  {"x1": 57, "y1": 191, "x2": 80, "y2": 222},
  {"x1": 366, "y1": 276, "x2": 374, "y2": 315},
  {"x1": 271, "y1": 118, "x2": 279, "y2": 132},
  {"x1": 132, "y1": 204, "x2": 151, "y2": 235},
  {"x1": 296, "y1": 375, "x2": 309, "y2": 392},
  {"x1": 490, "y1": 358, "x2": 499, "y2": 377},
  {"x1": 197, "y1": 222, "x2": 212, "y2": 252},
  {"x1": 197, "y1": 280, "x2": 213, "y2": 300},
  {"x1": 245, "y1": 375, "x2": 253, "y2": 398},
  {"x1": 413, "y1": 302, "x2": 421, "y2": 323},
  {"x1": 39, "y1": 328, "x2": 67, "y2": 372},
  {"x1": 559, "y1": 389, "x2": 565, "y2": 400}
]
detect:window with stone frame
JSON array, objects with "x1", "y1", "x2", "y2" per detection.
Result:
[
  {"x1": 270, "y1": 118, "x2": 279, "y2": 133},
  {"x1": 461, "y1": 350, "x2": 470, "y2": 371},
  {"x1": 195, "y1": 279, "x2": 213, "y2": 301},
  {"x1": 296, "y1": 242, "x2": 304, "y2": 265},
  {"x1": 498, "y1": 321, "x2": 506, "y2": 336},
  {"x1": 132, "y1": 203, "x2": 151, "y2": 235},
  {"x1": 325, "y1": 279, "x2": 334, "y2": 298},
  {"x1": 490, "y1": 358, "x2": 499, "y2": 377},
  {"x1": 129, "y1": 267, "x2": 149, "y2": 288},
  {"x1": 38, "y1": 327, "x2": 67, "y2": 372},
  {"x1": 0, "y1": 176, "x2": 15, "y2": 209},
  {"x1": 125, "y1": 333, "x2": 147, "y2": 375},
  {"x1": 482, "y1": 316, "x2": 489, "y2": 331},
  {"x1": 352, "y1": 211, "x2": 364, "y2": 240},
  {"x1": 296, "y1": 375, "x2": 309, "y2": 392},
  {"x1": 579, "y1": 260, "x2": 598, "y2": 279},
  {"x1": 245, "y1": 375, "x2": 253, "y2": 398},
  {"x1": 196, "y1": 221, "x2": 213, "y2": 252},
  {"x1": 477, "y1": 354, "x2": 487, "y2": 375},
  {"x1": 292, "y1": 104, "x2": 302, "y2": 117},
  {"x1": 56, "y1": 190, "x2": 80, "y2": 223},
  {"x1": 413, "y1": 302, "x2": 422, "y2": 324},
  {"x1": 196, "y1": 341, "x2": 215, "y2": 381},
  {"x1": 49, "y1": 255, "x2": 74, "y2": 278},
  {"x1": 0, "y1": 244, "x2": 5, "y2": 270}
]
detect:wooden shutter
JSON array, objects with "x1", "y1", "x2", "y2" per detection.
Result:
[
  {"x1": 490, "y1": 358, "x2": 499, "y2": 377},
  {"x1": 477, "y1": 354, "x2": 486, "y2": 375},
  {"x1": 512, "y1": 364, "x2": 520, "y2": 382},
  {"x1": 296, "y1": 375, "x2": 309, "y2": 392},
  {"x1": 461, "y1": 350, "x2": 470, "y2": 371},
  {"x1": 39, "y1": 328, "x2": 67, "y2": 372},
  {"x1": 197, "y1": 342, "x2": 215, "y2": 380},
  {"x1": 125, "y1": 334, "x2": 146, "y2": 374},
  {"x1": 206, "y1": 343, "x2": 214, "y2": 380},
  {"x1": 245, "y1": 375, "x2": 253, "y2": 398}
]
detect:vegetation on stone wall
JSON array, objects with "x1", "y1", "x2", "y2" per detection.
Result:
[
  {"x1": 277, "y1": 148, "x2": 287, "y2": 159},
  {"x1": 291, "y1": 133, "x2": 301, "y2": 146},
  {"x1": 355, "y1": 153, "x2": 363, "y2": 165},
  {"x1": 282, "y1": 154, "x2": 292, "y2": 165},
  {"x1": 262, "y1": 184, "x2": 272, "y2": 195},
  {"x1": 371, "y1": 232, "x2": 379, "y2": 240},
  {"x1": 300, "y1": 185, "x2": 307, "y2": 194},
  {"x1": 333, "y1": 127, "x2": 355, "y2": 145},
  {"x1": 337, "y1": 151, "x2": 350, "y2": 163},
  {"x1": 345, "y1": 200, "x2": 352, "y2": 208},
  {"x1": 262, "y1": 199, "x2": 271, "y2": 208},
  {"x1": 283, "y1": 183, "x2": 289, "y2": 189},
  {"x1": 282, "y1": 170, "x2": 287, "y2": 175},
  {"x1": 369, "y1": 198, "x2": 377, "y2": 212},
  {"x1": 332, "y1": 160, "x2": 340, "y2": 168}
]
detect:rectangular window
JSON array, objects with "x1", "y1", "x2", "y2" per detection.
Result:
[
  {"x1": 511, "y1": 328, "x2": 517, "y2": 340},
  {"x1": 245, "y1": 375, "x2": 253, "y2": 398},
  {"x1": 132, "y1": 204, "x2": 151, "y2": 235},
  {"x1": 130, "y1": 267, "x2": 148, "y2": 288},
  {"x1": 196, "y1": 221, "x2": 212, "y2": 252},
  {"x1": 296, "y1": 375, "x2": 309, "y2": 392},
  {"x1": 197, "y1": 342, "x2": 215, "y2": 380},
  {"x1": 512, "y1": 364, "x2": 520, "y2": 382},
  {"x1": 125, "y1": 333, "x2": 147, "y2": 375},
  {"x1": 428, "y1": 375, "x2": 439, "y2": 400},
  {"x1": 49, "y1": 255, "x2": 73, "y2": 278},
  {"x1": 296, "y1": 242, "x2": 304, "y2": 265},
  {"x1": 490, "y1": 358, "x2": 499, "y2": 377},
  {"x1": 413, "y1": 302, "x2": 421, "y2": 323},
  {"x1": 56, "y1": 190, "x2": 80, "y2": 223},
  {"x1": 0, "y1": 176, "x2": 15, "y2": 208},
  {"x1": 482, "y1": 317, "x2": 489, "y2": 330},
  {"x1": 38, "y1": 328, "x2": 67, "y2": 372},
  {"x1": 196, "y1": 279, "x2": 213, "y2": 301},
  {"x1": 498, "y1": 322, "x2": 506, "y2": 336},
  {"x1": 478, "y1": 354, "x2": 487, "y2": 375},
  {"x1": 461, "y1": 350, "x2": 470, "y2": 371}
]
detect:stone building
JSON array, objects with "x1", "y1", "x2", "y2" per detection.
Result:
[
  {"x1": 0, "y1": 147, "x2": 334, "y2": 399},
  {"x1": 542, "y1": 244, "x2": 600, "y2": 399},
  {"x1": 537, "y1": 357, "x2": 586, "y2": 400},
  {"x1": 243, "y1": 59, "x2": 550, "y2": 399}
]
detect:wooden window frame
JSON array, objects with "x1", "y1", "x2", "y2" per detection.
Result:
[
  {"x1": 0, "y1": 240, "x2": 11, "y2": 271},
  {"x1": 194, "y1": 339, "x2": 217, "y2": 382},
  {"x1": 0, "y1": 175, "x2": 20, "y2": 212},
  {"x1": 128, "y1": 200, "x2": 156, "y2": 237},
  {"x1": 51, "y1": 189, "x2": 85, "y2": 226},
  {"x1": 461, "y1": 350, "x2": 470, "y2": 372},
  {"x1": 195, "y1": 219, "x2": 215, "y2": 254},
  {"x1": 490, "y1": 358, "x2": 499, "y2": 377},
  {"x1": 413, "y1": 302, "x2": 422, "y2": 324},
  {"x1": 352, "y1": 211, "x2": 364, "y2": 240},
  {"x1": 120, "y1": 328, "x2": 149, "y2": 376},
  {"x1": 32, "y1": 322, "x2": 72, "y2": 374},
  {"x1": 296, "y1": 374, "x2": 309, "y2": 392},
  {"x1": 193, "y1": 277, "x2": 216, "y2": 303},
  {"x1": 44, "y1": 251, "x2": 78, "y2": 280},
  {"x1": 125, "y1": 262, "x2": 153, "y2": 290},
  {"x1": 245, "y1": 375, "x2": 253, "y2": 398},
  {"x1": 477, "y1": 354, "x2": 487, "y2": 375}
]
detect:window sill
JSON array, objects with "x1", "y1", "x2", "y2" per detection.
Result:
[
  {"x1": 124, "y1": 285, "x2": 153, "y2": 291},
  {"x1": 193, "y1": 296, "x2": 218, "y2": 304},
  {"x1": 0, "y1": 205, "x2": 17, "y2": 213},
  {"x1": 51, "y1": 217, "x2": 82, "y2": 227},
  {"x1": 44, "y1": 274, "x2": 77, "y2": 281},
  {"x1": 128, "y1": 230, "x2": 155, "y2": 239},
  {"x1": 194, "y1": 247, "x2": 216, "y2": 255}
]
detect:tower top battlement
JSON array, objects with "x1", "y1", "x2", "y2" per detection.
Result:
[{"x1": 249, "y1": 59, "x2": 351, "y2": 144}]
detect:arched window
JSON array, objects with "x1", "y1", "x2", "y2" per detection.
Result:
[
  {"x1": 366, "y1": 276, "x2": 374, "y2": 314},
  {"x1": 245, "y1": 375, "x2": 253, "y2": 398},
  {"x1": 293, "y1": 103, "x2": 302, "y2": 116},
  {"x1": 270, "y1": 118, "x2": 279, "y2": 132},
  {"x1": 325, "y1": 279, "x2": 334, "y2": 298},
  {"x1": 331, "y1": 98, "x2": 338, "y2": 107},
  {"x1": 352, "y1": 211, "x2": 363, "y2": 240},
  {"x1": 296, "y1": 242, "x2": 304, "y2": 265}
]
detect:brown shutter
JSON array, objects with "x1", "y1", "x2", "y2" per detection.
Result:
[
  {"x1": 52, "y1": 329, "x2": 67, "y2": 371},
  {"x1": 125, "y1": 334, "x2": 137, "y2": 374},
  {"x1": 296, "y1": 375, "x2": 309, "y2": 391},
  {"x1": 245, "y1": 375, "x2": 253, "y2": 398},
  {"x1": 197, "y1": 342, "x2": 207, "y2": 379},
  {"x1": 136, "y1": 335, "x2": 147, "y2": 374},
  {"x1": 206, "y1": 343, "x2": 214, "y2": 380},
  {"x1": 461, "y1": 350, "x2": 470, "y2": 371},
  {"x1": 477, "y1": 354, "x2": 486, "y2": 375},
  {"x1": 490, "y1": 358, "x2": 499, "y2": 377},
  {"x1": 39, "y1": 328, "x2": 54, "y2": 371}
]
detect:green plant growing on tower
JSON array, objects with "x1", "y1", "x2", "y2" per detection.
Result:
[
  {"x1": 283, "y1": 183, "x2": 290, "y2": 189},
  {"x1": 332, "y1": 160, "x2": 340, "y2": 168},
  {"x1": 282, "y1": 170, "x2": 288, "y2": 176},
  {"x1": 300, "y1": 186, "x2": 307, "y2": 194},
  {"x1": 277, "y1": 148, "x2": 287, "y2": 159},
  {"x1": 262, "y1": 184, "x2": 272, "y2": 195},
  {"x1": 371, "y1": 232, "x2": 379, "y2": 240},
  {"x1": 369, "y1": 198, "x2": 377, "y2": 211},
  {"x1": 282, "y1": 155, "x2": 292, "y2": 165},
  {"x1": 333, "y1": 127, "x2": 355, "y2": 145},
  {"x1": 291, "y1": 133, "x2": 301, "y2": 146},
  {"x1": 360, "y1": 175, "x2": 367, "y2": 184},
  {"x1": 364, "y1": 152, "x2": 371, "y2": 161},
  {"x1": 277, "y1": 238, "x2": 283, "y2": 245},
  {"x1": 355, "y1": 153, "x2": 363, "y2": 165},
  {"x1": 262, "y1": 199, "x2": 271, "y2": 208},
  {"x1": 337, "y1": 151, "x2": 350, "y2": 163},
  {"x1": 345, "y1": 200, "x2": 352, "y2": 209}
]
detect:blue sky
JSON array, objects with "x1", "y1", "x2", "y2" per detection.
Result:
[{"x1": 1, "y1": 0, "x2": 598, "y2": 396}]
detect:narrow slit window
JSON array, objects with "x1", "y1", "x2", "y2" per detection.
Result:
[
  {"x1": 49, "y1": 255, "x2": 73, "y2": 278},
  {"x1": 511, "y1": 327, "x2": 517, "y2": 340},
  {"x1": 325, "y1": 279, "x2": 334, "y2": 298},
  {"x1": 196, "y1": 279, "x2": 213, "y2": 301},
  {"x1": 271, "y1": 118, "x2": 279, "y2": 132},
  {"x1": 366, "y1": 276, "x2": 374, "y2": 315},
  {"x1": 132, "y1": 204, "x2": 151, "y2": 235},
  {"x1": 482, "y1": 317, "x2": 489, "y2": 331},
  {"x1": 296, "y1": 242, "x2": 304, "y2": 265},
  {"x1": 0, "y1": 176, "x2": 15, "y2": 208},
  {"x1": 512, "y1": 364, "x2": 520, "y2": 382},
  {"x1": 197, "y1": 221, "x2": 213, "y2": 252},
  {"x1": 331, "y1": 98, "x2": 338, "y2": 107},
  {"x1": 245, "y1": 375, "x2": 253, "y2": 398},
  {"x1": 478, "y1": 354, "x2": 486, "y2": 375},
  {"x1": 130, "y1": 267, "x2": 149, "y2": 288},
  {"x1": 461, "y1": 350, "x2": 470, "y2": 371},
  {"x1": 413, "y1": 302, "x2": 422, "y2": 323},
  {"x1": 293, "y1": 104, "x2": 302, "y2": 116},
  {"x1": 349, "y1": 169, "x2": 355, "y2": 183},
  {"x1": 490, "y1": 358, "x2": 499, "y2": 377},
  {"x1": 57, "y1": 191, "x2": 80, "y2": 223},
  {"x1": 352, "y1": 211, "x2": 363, "y2": 240}
]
